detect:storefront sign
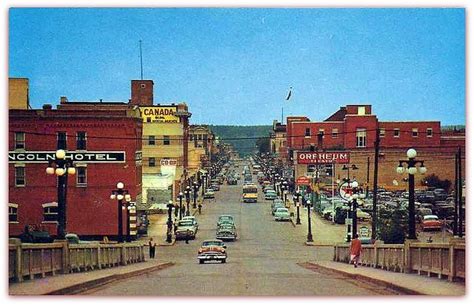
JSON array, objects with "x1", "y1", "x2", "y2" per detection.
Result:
[
  {"x1": 297, "y1": 151, "x2": 350, "y2": 164},
  {"x1": 8, "y1": 151, "x2": 126, "y2": 163},
  {"x1": 139, "y1": 106, "x2": 179, "y2": 123},
  {"x1": 338, "y1": 181, "x2": 353, "y2": 202},
  {"x1": 296, "y1": 176, "x2": 311, "y2": 186},
  {"x1": 160, "y1": 159, "x2": 178, "y2": 166}
]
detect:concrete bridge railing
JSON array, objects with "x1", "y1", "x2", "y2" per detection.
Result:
[
  {"x1": 9, "y1": 241, "x2": 146, "y2": 283},
  {"x1": 333, "y1": 241, "x2": 465, "y2": 282}
]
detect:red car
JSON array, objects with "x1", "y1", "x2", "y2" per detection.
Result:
[
  {"x1": 421, "y1": 215, "x2": 442, "y2": 231},
  {"x1": 197, "y1": 239, "x2": 227, "y2": 264}
]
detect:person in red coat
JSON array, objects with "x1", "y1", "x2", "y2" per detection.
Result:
[{"x1": 350, "y1": 234, "x2": 362, "y2": 268}]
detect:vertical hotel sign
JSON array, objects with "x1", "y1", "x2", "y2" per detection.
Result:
[{"x1": 139, "y1": 106, "x2": 179, "y2": 123}]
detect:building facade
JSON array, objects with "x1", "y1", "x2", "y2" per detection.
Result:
[
  {"x1": 287, "y1": 105, "x2": 465, "y2": 191},
  {"x1": 9, "y1": 89, "x2": 143, "y2": 239}
]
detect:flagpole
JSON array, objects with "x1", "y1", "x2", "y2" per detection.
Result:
[{"x1": 281, "y1": 107, "x2": 283, "y2": 123}]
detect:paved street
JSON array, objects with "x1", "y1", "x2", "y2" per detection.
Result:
[{"x1": 84, "y1": 173, "x2": 398, "y2": 296}]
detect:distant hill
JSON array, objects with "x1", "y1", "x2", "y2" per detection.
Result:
[{"x1": 209, "y1": 125, "x2": 272, "y2": 156}]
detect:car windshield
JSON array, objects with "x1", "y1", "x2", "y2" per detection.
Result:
[
  {"x1": 219, "y1": 216, "x2": 233, "y2": 221},
  {"x1": 276, "y1": 208, "x2": 288, "y2": 213},
  {"x1": 424, "y1": 215, "x2": 439, "y2": 220},
  {"x1": 202, "y1": 241, "x2": 223, "y2": 247}
]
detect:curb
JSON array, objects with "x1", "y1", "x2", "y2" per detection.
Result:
[
  {"x1": 304, "y1": 242, "x2": 336, "y2": 247},
  {"x1": 301, "y1": 262, "x2": 423, "y2": 295},
  {"x1": 46, "y1": 262, "x2": 175, "y2": 295}
]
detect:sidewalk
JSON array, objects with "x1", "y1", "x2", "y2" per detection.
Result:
[
  {"x1": 9, "y1": 260, "x2": 173, "y2": 295},
  {"x1": 303, "y1": 261, "x2": 465, "y2": 296}
]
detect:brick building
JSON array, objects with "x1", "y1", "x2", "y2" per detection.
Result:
[
  {"x1": 8, "y1": 80, "x2": 143, "y2": 239},
  {"x1": 286, "y1": 105, "x2": 465, "y2": 190}
]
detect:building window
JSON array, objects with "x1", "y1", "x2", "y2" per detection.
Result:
[
  {"x1": 394, "y1": 129, "x2": 400, "y2": 138},
  {"x1": 427, "y1": 128, "x2": 433, "y2": 137},
  {"x1": 356, "y1": 128, "x2": 367, "y2": 148},
  {"x1": 412, "y1": 128, "x2": 418, "y2": 137},
  {"x1": 318, "y1": 129, "x2": 325, "y2": 138},
  {"x1": 331, "y1": 129, "x2": 338, "y2": 138},
  {"x1": 43, "y1": 203, "x2": 58, "y2": 222},
  {"x1": 163, "y1": 136, "x2": 170, "y2": 145},
  {"x1": 15, "y1": 167, "x2": 25, "y2": 187},
  {"x1": 379, "y1": 128, "x2": 385, "y2": 138},
  {"x1": 189, "y1": 135, "x2": 193, "y2": 142},
  {"x1": 148, "y1": 136, "x2": 155, "y2": 145},
  {"x1": 305, "y1": 128, "x2": 311, "y2": 137},
  {"x1": 9, "y1": 204, "x2": 18, "y2": 222},
  {"x1": 76, "y1": 167, "x2": 87, "y2": 186},
  {"x1": 358, "y1": 106, "x2": 366, "y2": 115},
  {"x1": 149, "y1": 157, "x2": 156, "y2": 167},
  {"x1": 14, "y1": 132, "x2": 25, "y2": 150},
  {"x1": 76, "y1": 131, "x2": 87, "y2": 150},
  {"x1": 57, "y1": 132, "x2": 67, "y2": 149}
]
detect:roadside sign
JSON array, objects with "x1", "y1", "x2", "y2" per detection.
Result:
[{"x1": 359, "y1": 226, "x2": 370, "y2": 238}]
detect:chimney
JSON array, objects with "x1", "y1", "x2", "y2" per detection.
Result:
[
  {"x1": 42, "y1": 104, "x2": 52, "y2": 110},
  {"x1": 131, "y1": 80, "x2": 154, "y2": 106},
  {"x1": 60, "y1": 96, "x2": 68, "y2": 104}
]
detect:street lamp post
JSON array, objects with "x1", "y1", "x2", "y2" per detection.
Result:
[
  {"x1": 126, "y1": 202, "x2": 136, "y2": 242},
  {"x1": 295, "y1": 191, "x2": 301, "y2": 225},
  {"x1": 110, "y1": 182, "x2": 131, "y2": 243},
  {"x1": 347, "y1": 181, "x2": 365, "y2": 241},
  {"x1": 342, "y1": 164, "x2": 358, "y2": 182},
  {"x1": 185, "y1": 186, "x2": 191, "y2": 216},
  {"x1": 46, "y1": 149, "x2": 76, "y2": 240},
  {"x1": 282, "y1": 180, "x2": 288, "y2": 202},
  {"x1": 166, "y1": 200, "x2": 174, "y2": 243},
  {"x1": 306, "y1": 199, "x2": 314, "y2": 242},
  {"x1": 193, "y1": 181, "x2": 199, "y2": 209},
  {"x1": 178, "y1": 192, "x2": 184, "y2": 220},
  {"x1": 397, "y1": 148, "x2": 427, "y2": 240}
]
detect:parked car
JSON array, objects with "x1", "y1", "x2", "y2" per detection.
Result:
[
  {"x1": 433, "y1": 188, "x2": 448, "y2": 201},
  {"x1": 210, "y1": 184, "x2": 220, "y2": 191},
  {"x1": 175, "y1": 220, "x2": 197, "y2": 240},
  {"x1": 197, "y1": 239, "x2": 227, "y2": 264},
  {"x1": 417, "y1": 208, "x2": 433, "y2": 223},
  {"x1": 356, "y1": 208, "x2": 372, "y2": 221},
  {"x1": 216, "y1": 224, "x2": 237, "y2": 241},
  {"x1": 274, "y1": 207, "x2": 291, "y2": 221},
  {"x1": 204, "y1": 189, "x2": 215, "y2": 199},
  {"x1": 272, "y1": 202, "x2": 286, "y2": 215},
  {"x1": 421, "y1": 215, "x2": 443, "y2": 231},
  {"x1": 265, "y1": 190, "x2": 278, "y2": 200}
]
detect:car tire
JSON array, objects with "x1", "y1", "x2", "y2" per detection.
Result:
[
  {"x1": 221, "y1": 259, "x2": 226, "y2": 263},
  {"x1": 199, "y1": 259, "x2": 204, "y2": 264}
]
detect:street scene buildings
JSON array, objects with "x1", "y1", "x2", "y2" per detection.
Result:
[{"x1": 7, "y1": 7, "x2": 466, "y2": 298}]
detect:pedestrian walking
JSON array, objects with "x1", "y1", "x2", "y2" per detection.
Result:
[
  {"x1": 149, "y1": 238, "x2": 156, "y2": 259},
  {"x1": 349, "y1": 233, "x2": 362, "y2": 268}
]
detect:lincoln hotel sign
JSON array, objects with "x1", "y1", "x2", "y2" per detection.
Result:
[{"x1": 9, "y1": 151, "x2": 126, "y2": 163}]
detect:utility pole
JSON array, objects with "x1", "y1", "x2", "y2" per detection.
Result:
[
  {"x1": 453, "y1": 151, "x2": 458, "y2": 236},
  {"x1": 366, "y1": 156, "x2": 370, "y2": 197},
  {"x1": 457, "y1": 147, "x2": 463, "y2": 238},
  {"x1": 371, "y1": 128, "x2": 380, "y2": 241}
]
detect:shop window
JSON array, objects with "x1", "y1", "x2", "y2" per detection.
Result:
[
  {"x1": 15, "y1": 132, "x2": 25, "y2": 150},
  {"x1": 356, "y1": 128, "x2": 367, "y2": 148},
  {"x1": 76, "y1": 131, "x2": 87, "y2": 150}
]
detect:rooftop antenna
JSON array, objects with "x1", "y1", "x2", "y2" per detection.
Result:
[{"x1": 139, "y1": 40, "x2": 144, "y2": 80}]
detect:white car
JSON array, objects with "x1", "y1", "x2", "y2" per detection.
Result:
[
  {"x1": 182, "y1": 216, "x2": 199, "y2": 231},
  {"x1": 274, "y1": 207, "x2": 291, "y2": 221}
]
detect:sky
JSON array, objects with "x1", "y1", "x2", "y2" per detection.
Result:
[{"x1": 9, "y1": 8, "x2": 465, "y2": 125}]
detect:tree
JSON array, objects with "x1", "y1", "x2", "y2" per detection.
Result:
[
  {"x1": 256, "y1": 137, "x2": 270, "y2": 154},
  {"x1": 376, "y1": 206, "x2": 407, "y2": 244},
  {"x1": 422, "y1": 174, "x2": 451, "y2": 191}
]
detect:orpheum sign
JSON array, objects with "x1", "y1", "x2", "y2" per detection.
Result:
[{"x1": 297, "y1": 152, "x2": 350, "y2": 164}]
